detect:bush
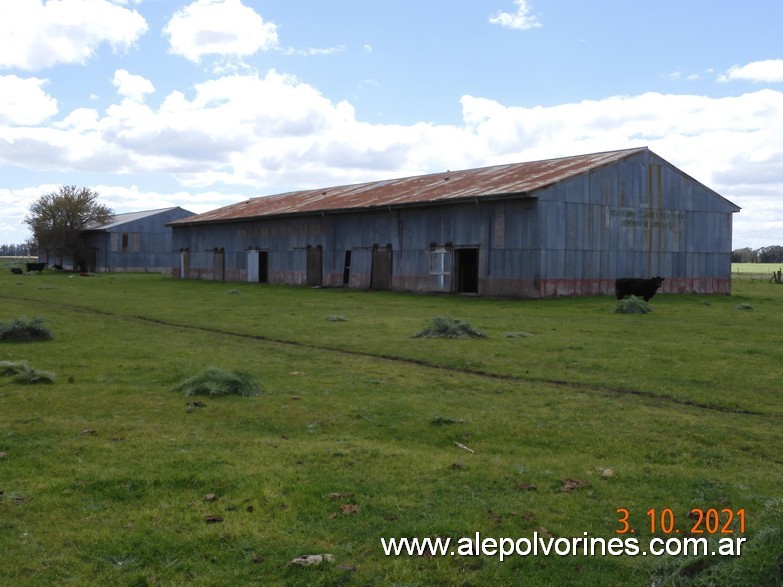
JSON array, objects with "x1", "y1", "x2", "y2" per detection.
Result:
[
  {"x1": 0, "y1": 317, "x2": 54, "y2": 342},
  {"x1": 413, "y1": 316, "x2": 487, "y2": 339},
  {"x1": 613, "y1": 296, "x2": 653, "y2": 314},
  {"x1": 173, "y1": 366, "x2": 262, "y2": 397},
  {"x1": 0, "y1": 360, "x2": 55, "y2": 384}
]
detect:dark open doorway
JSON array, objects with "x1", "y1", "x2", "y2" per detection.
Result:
[
  {"x1": 342, "y1": 251, "x2": 351, "y2": 285},
  {"x1": 454, "y1": 247, "x2": 479, "y2": 294},
  {"x1": 249, "y1": 249, "x2": 269, "y2": 283},
  {"x1": 258, "y1": 250, "x2": 269, "y2": 283}
]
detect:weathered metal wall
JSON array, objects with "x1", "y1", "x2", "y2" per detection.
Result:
[
  {"x1": 83, "y1": 208, "x2": 193, "y2": 273},
  {"x1": 535, "y1": 150, "x2": 736, "y2": 295},
  {"x1": 171, "y1": 150, "x2": 738, "y2": 297},
  {"x1": 172, "y1": 200, "x2": 543, "y2": 296}
]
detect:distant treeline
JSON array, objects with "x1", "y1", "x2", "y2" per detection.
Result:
[
  {"x1": 0, "y1": 243, "x2": 33, "y2": 256},
  {"x1": 732, "y1": 246, "x2": 783, "y2": 263}
]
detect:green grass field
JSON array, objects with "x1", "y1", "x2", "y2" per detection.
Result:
[
  {"x1": 732, "y1": 262, "x2": 783, "y2": 281},
  {"x1": 1, "y1": 266, "x2": 782, "y2": 586}
]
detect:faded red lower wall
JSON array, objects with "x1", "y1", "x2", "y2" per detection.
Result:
[
  {"x1": 534, "y1": 277, "x2": 731, "y2": 298},
  {"x1": 175, "y1": 266, "x2": 732, "y2": 298}
]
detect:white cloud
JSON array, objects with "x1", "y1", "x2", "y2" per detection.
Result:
[
  {"x1": 459, "y1": 90, "x2": 783, "y2": 248},
  {"x1": 2, "y1": 66, "x2": 783, "y2": 247},
  {"x1": 489, "y1": 0, "x2": 542, "y2": 31},
  {"x1": 0, "y1": 0, "x2": 148, "y2": 71},
  {"x1": 283, "y1": 46, "x2": 346, "y2": 57},
  {"x1": 164, "y1": 0, "x2": 279, "y2": 63},
  {"x1": 0, "y1": 183, "x2": 239, "y2": 245},
  {"x1": 719, "y1": 59, "x2": 783, "y2": 83},
  {"x1": 0, "y1": 75, "x2": 58, "y2": 124},
  {"x1": 112, "y1": 70, "x2": 155, "y2": 102}
]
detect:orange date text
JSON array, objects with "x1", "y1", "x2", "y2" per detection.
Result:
[{"x1": 615, "y1": 508, "x2": 745, "y2": 535}]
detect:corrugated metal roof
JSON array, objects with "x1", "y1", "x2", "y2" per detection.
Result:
[
  {"x1": 172, "y1": 147, "x2": 649, "y2": 225},
  {"x1": 84, "y1": 207, "x2": 184, "y2": 231}
]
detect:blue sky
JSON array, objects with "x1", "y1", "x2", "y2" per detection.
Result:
[{"x1": 2, "y1": 0, "x2": 783, "y2": 248}]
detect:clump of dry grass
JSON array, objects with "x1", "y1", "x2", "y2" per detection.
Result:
[
  {"x1": 173, "y1": 366, "x2": 262, "y2": 397},
  {"x1": 613, "y1": 296, "x2": 653, "y2": 314},
  {"x1": 0, "y1": 360, "x2": 55, "y2": 384},
  {"x1": 0, "y1": 317, "x2": 54, "y2": 342},
  {"x1": 413, "y1": 316, "x2": 486, "y2": 339}
]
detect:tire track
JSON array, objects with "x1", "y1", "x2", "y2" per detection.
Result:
[{"x1": 2, "y1": 293, "x2": 768, "y2": 418}]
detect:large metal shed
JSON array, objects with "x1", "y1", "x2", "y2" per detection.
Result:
[
  {"x1": 77, "y1": 206, "x2": 195, "y2": 273},
  {"x1": 169, "y1": 147, "x2": 740, "y2": 297}
]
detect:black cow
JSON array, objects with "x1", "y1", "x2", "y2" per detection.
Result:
[
  {"x1": 615, "y1": 276, "x2": 665, "y2": 302},
  {"x1": 10, "y1": 267, "x2": 23, "y2": 274},
  {"x1": 26, "y1": 262, "x2": 46, "y2": 273}
]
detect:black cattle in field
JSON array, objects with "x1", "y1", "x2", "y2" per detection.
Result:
[
  {"x1": 615, "y1": 276, "x2": 665, "y2": 302},
  {"x1": 10, "y1": 267, "x2": 23, "y2": 274},
  {"x1": 26, "y1": 262, "x2": 46, "y2": 273},
  {"x1": 52, "y1": 264, "x2": 64, "y2": 271}
]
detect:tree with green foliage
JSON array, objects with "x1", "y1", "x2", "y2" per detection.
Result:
[{"x1": 24, "y1": 186, "x2": 113, "y2": 270}]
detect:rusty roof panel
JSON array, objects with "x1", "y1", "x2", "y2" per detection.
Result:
[{"x1": 173, "y1": 147, "x2": 648, "y2": 225}]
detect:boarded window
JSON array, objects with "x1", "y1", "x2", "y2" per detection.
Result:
[
  {"x1": 214, "y1": 247, "x2": 225, "y2": 281},
  {"x1": 306, "y1": 245, "x2": 322, "y2": 286},
  {"x1": 371, "y1": 244, "x2": 393, "y2": 290},
  {"x1": 180, "y1": 249, "x2": 189, "y2": 279}
]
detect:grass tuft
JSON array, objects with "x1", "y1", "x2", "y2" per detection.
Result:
[
  {"x1": 413, "y1": 316, "x2": 487, "y2": 339},
  {"x1": 0, "y1": 360, "x2": 55, "y2": 384},
  {"x1": 613, "y1": 295, "x2": 654, "y2": 314},
  {"x1": 0, "y1": 317, "x2": 54, "y2": 342},
  {"x1": 173, "y1": 366, "x2": 262, "y2": 397},
  {"x1": 430, "y1": 416, "x2": 465, "y2": 425},
  {"x1": 0, "y1": 360, "x2": 28, "y2": 376},
  {"x1": 502, "y1": 331, "x2": 533, "y2": 338}
]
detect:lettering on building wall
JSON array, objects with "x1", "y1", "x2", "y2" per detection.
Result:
[{"x1": 609, "y1": 208, "x2": 684, "y2": 230}]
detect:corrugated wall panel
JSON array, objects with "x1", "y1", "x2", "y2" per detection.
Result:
[{"x1": 171, "y1": 150, "x2": 736, "y2": 297}]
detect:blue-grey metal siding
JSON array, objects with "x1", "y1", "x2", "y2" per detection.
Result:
[
  {"x1": 84, "y1": 207, "x2": 194, "y2": 273},
  {"x1": 171, "y1": 150, "x2": 738, "y2": 297}
]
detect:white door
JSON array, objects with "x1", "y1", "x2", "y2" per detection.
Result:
[{"x1": 247, "y1": 249, "x2": 259, "y2": 282}]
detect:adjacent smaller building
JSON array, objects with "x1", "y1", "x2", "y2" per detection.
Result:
[{"x1": 42, "y1": 206, "x2": 194, "y2": 273}]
